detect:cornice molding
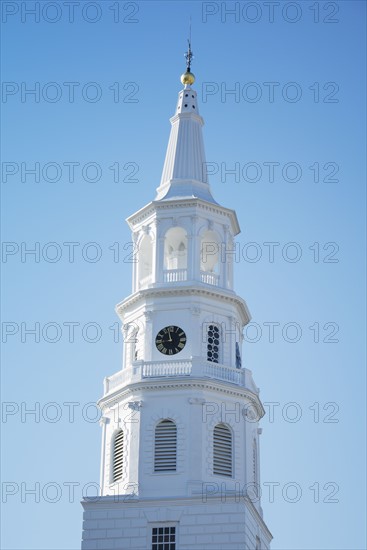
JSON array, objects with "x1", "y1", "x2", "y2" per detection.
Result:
[
  {"x1": 115, "y1": 285, "x2": 251, "y2": 325},
  {"x1": 98, "y1": 377, "x2": 265, "y2": 418},
  {"x1": 126, "y1": 198, "x2": 240, "y2": 235}
]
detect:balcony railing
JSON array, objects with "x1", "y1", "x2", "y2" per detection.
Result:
[
  {"x1": 103, "y1": 358, "x2": 250, "y2": 396},
  {"x1": 155, "y1": 269, "x2": 220, "y2": 286},
  {"x1": 163, "y1": 268, "x2": 187, "y2": 282},
  {"x1": 142, "y1": 360, "x2": 191, "y2": 378},
  {"x1": 200, "y1": 271, "x2": 219, "y2": 286},
  {"x1": 203, "y1": 361, "x2": 242, "y2": 385},
  {"x1": 104, "y1": 368, "x2": 133, "y2": 394}
]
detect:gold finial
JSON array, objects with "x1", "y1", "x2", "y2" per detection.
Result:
[
  {"x1": 181, "y1": 24, "x2": 195, "y2": 86},
  {"x1": 181, "y1": 70, "x2": 195, "y2": 86}
]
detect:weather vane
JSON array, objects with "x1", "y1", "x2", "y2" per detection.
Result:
[
  {"x1": 181, "y1": 18, "x2": 195, "y2": 86},
  {"x1": 184, "y1": 18, "x2": 193, "y2": 72}
]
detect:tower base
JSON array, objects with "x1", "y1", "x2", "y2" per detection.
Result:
[{"x1": 81, "y1": 494, "x2": 272, "y2": 549}]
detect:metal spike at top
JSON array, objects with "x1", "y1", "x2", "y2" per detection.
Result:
[
  {"x1": 181, "y1": 21, "x2": 195, "y2": 86},
  {"x1": 185, "y1": 36, "x2": 193, "y2": 72},
  {"x1": 185, "y1": 18, "x2": 193, "y2": 71}
]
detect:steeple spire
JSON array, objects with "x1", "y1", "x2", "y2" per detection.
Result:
[{"x1": 155, "y1": 43, "x2": 216, "y2": 203}]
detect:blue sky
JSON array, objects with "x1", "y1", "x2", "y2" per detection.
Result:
[{"x1": 1, "y1": 1, "x2": 366, "y2": 549}]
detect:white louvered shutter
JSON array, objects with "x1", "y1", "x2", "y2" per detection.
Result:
[
  {"x1": 154, "y1": 420, "x2": 177, "y2": 472},
  {"x1": 213, "y1": 424, "x2": 232, "y2": 477},
  {"x1": 112, "y1": 430, "x2": 124, "y2": 482}
]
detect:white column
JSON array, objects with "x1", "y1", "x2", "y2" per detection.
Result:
[
  {"x1": 99, "y1": 416, "x2": 109, "y2": 495},
  {"x1": 131, "y1": 230, "x2": 138, "y2": 293},
  {"x1": 144, "y1": 311, "x2": 153, "y2": 361},
  {"x1": 190, "y1": 215, "x2": 200, "y2": 282},
  {"x1": 155, "y1": 235, "x2": 165, "y2": 283}
]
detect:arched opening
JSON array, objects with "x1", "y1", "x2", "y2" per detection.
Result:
[
  {"x1": 200, "y1": 230, "x2": 220, "y2": 286},
  {"x1": 164, "y1": 227, "x2": 188, "y2": 282},
  {"x1": 111, "y1": 429, "x2": 124, "y2": 483},
  {"x1": 154, "y1": 419, "x2": 177, "y2": 472},
  {"x1": 213, "y1": 423, "x2": 233, "y2": 477}
]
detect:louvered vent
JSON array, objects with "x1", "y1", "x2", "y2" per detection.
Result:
[
  {"x1": 213, "y1": 423, "x2": 232, "y2": 477},
  {"x1": 154, "y1": 420, "x2": 177, "y2": 472},
  {"x1": 112, "y1": 430, "x2": 124, "y2": 483}
]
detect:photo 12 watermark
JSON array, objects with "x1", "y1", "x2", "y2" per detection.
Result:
[
  {"x1": 1, "y1": 1, "x2": 140, "y2": 24},
  {"x1": 1, "y1": 240, "x2": 341, "y2": 264},
  {"x1": 1, "y1": 81, "x2": 139, "y2": 103},
  {"x1": 201, "y1": 2, "x2": 340, "y2": 24},
  {"x1": 2, "y1": 161, "x2": 139, "y2": 184}
]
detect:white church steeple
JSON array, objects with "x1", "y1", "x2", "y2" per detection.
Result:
[
  {"x1": 156, "y1": 41, "x2": 216, "y2": 204},
  {"x1": 81, "y1": 45, "x2": 272, "y2": 550}
]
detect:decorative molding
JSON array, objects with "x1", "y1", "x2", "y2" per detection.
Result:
[
  {"x1": 126, "y1": 198, "x2": 240, "y2": 237},
  {"x1": 98, "y1": 379, "x2": 265, "y2": 420},
  {"x1": 144, "y1": 507, "x2": 183, "y2": 522},
  {"x1": 144, "y1": 310, "x2": 153, "y2": 322},
  {"x1": 116, "y1": 285, "x2": 251, "y2": 326},
  {"x1": 188, "y1": 398, "x2": 206, "y2": 405},
  {"x1": 128, "y1": 401, "x2": 143, "y2": 411}
]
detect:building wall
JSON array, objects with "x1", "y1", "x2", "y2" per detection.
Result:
[{"x1": 81, "y1": 496, "x2": 272, "y2": 550}]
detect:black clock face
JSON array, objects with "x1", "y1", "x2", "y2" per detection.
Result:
[{"x1": 155, "y1": 326, "x2": 187, "y2": 355}]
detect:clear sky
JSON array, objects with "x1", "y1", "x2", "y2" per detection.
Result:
[{"x1": 1, "y1": 1, "x2": 366, "y2": 549}]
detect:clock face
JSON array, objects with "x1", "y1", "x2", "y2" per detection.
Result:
[{"x1": 155, "y1": 326, "x2": 187, "y2": 355}]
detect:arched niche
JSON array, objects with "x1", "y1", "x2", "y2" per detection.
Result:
[
  {"x1": 164, "y1": 227, "x2": 188, "y2": 272},
  {"x1": 200, "y1": 230, "x2": 221, "y2": 285}
]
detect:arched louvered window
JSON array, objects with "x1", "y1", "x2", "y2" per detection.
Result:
[
  {"x1": 213, "y1": 423, "x2": 233, "y2": 477},
  {"x1": 207, "y1": 324, "x2": 220, "y2": 363},
  {"x1": 112, "y1": 430, "x2": 124, "y2": 483},
  {"x1": 154, "y1": 419, "x2": 177, "y2": 472}
]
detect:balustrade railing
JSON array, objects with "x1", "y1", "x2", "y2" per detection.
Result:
[
  {"x1": 163, "y1": 268, "x2": 187, "y2": 282},
  {"x1": 104, "y1": 359, "x2": 246, "y2": 395},
  {"x1": 142, "y1": 360, "x2": 191, "y2": 378},
  {"x1": 203, "y1": 361, "x2": 243, "y2": 385},
  {"x1": 200, "y1": 271, "x2": 220, "y2": 286},
  {"x1": 104, "y1": 368, "x2": 132, "y2": 394}
]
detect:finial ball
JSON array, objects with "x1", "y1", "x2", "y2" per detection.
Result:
[{"x1": 181, "y1": 71, "x2": 195, "y2": 86}]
